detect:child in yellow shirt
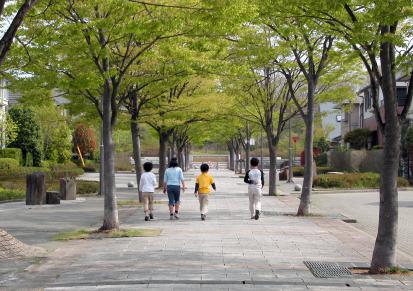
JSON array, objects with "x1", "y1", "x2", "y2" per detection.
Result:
[{"x1": 194, "y1": 163, "x2": 216, "y2": 221}]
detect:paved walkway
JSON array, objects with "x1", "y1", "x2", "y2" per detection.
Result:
[{"x1": 1, "y1": 169, "x2": 413, "y2": 290}]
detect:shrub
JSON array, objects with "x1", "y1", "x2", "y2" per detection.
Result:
[
  {"x1": 372, "y1": 145, "x2": 383, "y2": 150},
  {"x1": 49, "y1": 162, "x2": 84, "y2": 179},
  {"x1": 313, "y1": 173, "x2": 409, "y2": 189},
  {"x1": 0, "y1": 188, "x2": 25, "y2": 201},
  {"x1": 73, "y1": 124, "x2": 97, "y2": 158},
  {"x1": 0, "y1": 167, "x2": 50, "y2": 180},
  {"x1": 315, "y1": 152, "x2": 328, "y2": 166},
  {"x1": 77, "y1": 180, "x2": 99, "y2": 194},
  {"x1": 83, "y1": 160, "x2": 98, "y2": 172},
  {"x1": 0, "y1": 158, "x2": 19, "y2": 170},
  {"x1": 0, "y1": 148, "x2": 22, "y2": 164},
  {"x1": 292, "y1": 166, "x2": 334, "y2": 177},
  {"x1": 344, "y1": 128, "x2": 371, "y2": 150}
]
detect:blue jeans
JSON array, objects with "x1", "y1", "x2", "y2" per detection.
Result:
[{"x1": 167, "y1": 185, "x2": 181, "y2": 206}]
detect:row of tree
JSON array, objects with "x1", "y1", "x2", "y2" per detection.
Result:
[{"x1": 0, "y1": 0, "x2": 412, "y2": 274}]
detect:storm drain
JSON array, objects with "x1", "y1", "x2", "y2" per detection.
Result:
[{"x1": 304, "y1": 261, "x2": 353, "y2": 278}]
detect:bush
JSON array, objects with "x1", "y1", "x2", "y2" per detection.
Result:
[
  {"x1": 372, "y1": 145, "x2": 383, "y2": 150},
  {"x1": 0, "y1": 158, "x2": 19, "y2": 170},
  {"x1": 0, "y1": 148, "x2": 22, "y2": 164},
  {"x1": 313, "y1": 173, "x2": 409, "y2": 189},
  {"x1": 0, "y1": 188, "x2": 25, "y2": 201},
  {"x1": 83, "y1": 160, "x2": 98, "y2": 172},
  {"x1": 292, "y1": 166, "x2": 334, "y2": 177},
  {"x1": 77, "y1": 180, "x2": 99, "y2": 194},
  {"x1": 315, "y1": 152, "x2": 328, "y2": 166},
  {"x1": 49, "y1": 162, "x2": 84, "y2": 179},
  {"x1": 0, "y1": 166, "x2": 50, "y2": 180},
  {"x1": 344, "y1": 128, "x2": 371, "y2": 150}
]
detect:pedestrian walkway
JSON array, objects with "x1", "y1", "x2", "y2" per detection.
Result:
[{"x1": 1, "y1": 169, "x2": 413, "y2": 290}]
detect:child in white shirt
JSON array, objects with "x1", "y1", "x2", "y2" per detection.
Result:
[{"x1": 139, "y1": 162, "x2": 157, "y2": 221}]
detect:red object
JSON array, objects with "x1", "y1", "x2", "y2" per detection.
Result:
[
  {"x1": 292, "y1": 136, "x2": 299, "y2": 144},
  {"x1": 73, "y1": 124, "x2": 97, "y2": 157}
]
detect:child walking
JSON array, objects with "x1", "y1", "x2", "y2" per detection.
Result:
[
  {"x1": 194, "y1": 163, "x2": 216, "y2": 221},
  {"x1": 139, "y1": 162, "x2": 157, "y2": 221},
  {"x1": 244, "y1": 158, "x2": 264, "y2": 220}
]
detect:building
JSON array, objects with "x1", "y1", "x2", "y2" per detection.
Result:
[
  {"x1": 319, "y1": 102, "x2": 341, "y2": 142},
  {"x1": 337, "y1": 73, "x2": 411, "y2": 147}
]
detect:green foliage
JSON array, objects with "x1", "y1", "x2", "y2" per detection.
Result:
[
  {"x1": 0, "y1": 148, "x2": 22, "y2": 164},
  {"x1": 0, "y1": 113, "x2": 18, "y2": 147},
  {"x1": 83, "y1": 160, "x2": 98, "y2": 173},
  {"x1": 405, "y1": 126, "x2": 413, "y2": 147},
  {"x1": 0, "y1": 158, "x2": 19, "y2": 170},
  {"x1": 76, "y1": 180, "x2": 99, "y2": 195},
  {"x1": 315, "y1": 137, "x2": 329, "y2": 153},
  {"x1": 315, "y1": 152, "x2": 328, "y2": 166},
  {"x1": 313, "y1": 173, "x2": 409, "y2": 189},
  {"x1": 49, "y1": 162, "x2": 84, "y2": 179},
  {"x1": 372, "y1": 145, "x2": 384, "y2": 150},
  {"x1": 344, "y1": 129, "x2": 371, "y2": 150},
  {"x1": 0, "y1": 188, "x2": 25, "y2": 201},
  {"x1": 7, "y1": 107, "x2": 42, "y2": 166},
  {"x1": 292, "y1": 166, "x2": 333, "y2": 177},
  {"x1": 32, "y1": 105, "x2": 72, "y2": 163},
  {"x1": 0, "y1": 166, "x2": 50, "y2": 180}
]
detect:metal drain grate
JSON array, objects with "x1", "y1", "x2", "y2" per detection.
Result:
[{"x1": 304, "y1": 261, "x2": 353, "y2": 278}]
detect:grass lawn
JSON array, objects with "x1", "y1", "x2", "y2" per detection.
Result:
[{"x1": 53, "y1": 228, "x2": 162, "y2": 241}]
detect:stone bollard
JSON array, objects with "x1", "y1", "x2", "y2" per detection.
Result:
[
  {"x1": 26, "y1": 172, "x2": 46, "y2": 205},
  {"x1": 59, "y1": 178, "x2": 76, "y2": 200},
  {"x1": 46, "y1": 191, "x2": 61, "y2": 204}
]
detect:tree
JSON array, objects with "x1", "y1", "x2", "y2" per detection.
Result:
[
  {"x1": 0, "y1": 113, "x2": 18, "y2": 148},
  {"x1": 296, "y1": 0, "x2": 413, "y2": 273},
  {"x1": 8, "y1": 107, "x2": 42, "y2": 166},
  {"x1": 73, "y1": 124, "x2": 97, "y2": 159},
  {"x1": 344, "y1": 128, "x2": 371, "y2": 150}
]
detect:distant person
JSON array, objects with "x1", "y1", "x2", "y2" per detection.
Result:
[
  {"x1": 139, "y1": 162, "x2": 157, "y2": 221},
  {"x1": 244, "y1": 158, "x2": 264, "y2": 220},
  {"x1": 163, "y1": 157, "x2": 186, "y2": 220},
  {"x1": 194, "y1": 163, "x2": 216, "y2": 221}
]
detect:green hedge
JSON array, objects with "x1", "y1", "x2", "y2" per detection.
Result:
[
  {"x1": 0, "y1": 163, "x2": 84, "y2": 181},
  {"x1": 0, "y1": 148, "x2": 22, "y2": 164},
  {"x1": 0, "y1": 188, "x2": 25, "y2": 201},
  {"x1": 83, "y1": 160, "x2": 98, "y2": 173},
  {"x1": 0, "y1": 158, "x2": 19, "y2": 170},
  {"x1": 313, "y1": 173, "x2": 409, "y2": 189},
  {"x1": 77, "y1": 180, "x2": 99, "y2": 194},
  {"x1": 49, "y1": 162, "x2": 84, "y2": 179},
  {"x1": 292, "y1": 166, "x2": 334, "y2": 177}
]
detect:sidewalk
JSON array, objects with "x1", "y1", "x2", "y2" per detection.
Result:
[{"x1": 1, "y1": 169, "x2": 412, "y2": 290}]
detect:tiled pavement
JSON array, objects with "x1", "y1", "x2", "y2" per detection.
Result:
[{"x1": 1, "y1": 169, "x2": 413, "y2": 290}]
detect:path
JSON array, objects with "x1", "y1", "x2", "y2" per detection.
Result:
[{"x1": 1, "y1": 169, "x2": 413, "y2": 290}]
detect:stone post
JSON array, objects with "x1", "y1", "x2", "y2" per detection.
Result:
[
  {"x1": 26, "y1": 172, "x2": 46, "y2": 205},
  {"x1": 59, "y1": 178, "x2": 76, "y2": 200}
]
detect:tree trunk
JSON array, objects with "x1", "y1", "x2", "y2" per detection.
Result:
[
  {"x1": 297, "y1": 86, "x2": 315, "y2": 216},
  {"x1": 100, "y1": 85, "x2": 119, "y2": 230},
  {"x1": 184, "y1": 145, "x2": 190, "y2": 171},
  {"x1": 228, "y1": 143, "x2": 235, "y2": 171},
  {"x1": 177, "y1": 148, "x2": 184, "y2": 169},
  {"x1": 370, "y1": 34, "x2": 400, "y2": 273},
  {"x1": 267, "y1": 133, "x2": 277, "y2": 196},
  {"x1": 158, "y1": 131, "x2": 168, "y2": 188},
  {"x1": 131, "y1": 114, "x2": 143, "y2": 202}
]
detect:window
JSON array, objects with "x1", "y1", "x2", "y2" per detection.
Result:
[
  {"x1": 397, "y1": 87, "x2": 408, "y2": 106},
  {"x1": 364, "y1": 90, "x2": 372, "y2": 111}
]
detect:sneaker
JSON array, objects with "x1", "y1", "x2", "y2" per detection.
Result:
[
  {"x1": 201, "y1": 214, "x2": 205, "y2": 221},
  {"x1": 149, "y1": 213, "x2": 154, "y2": 220},
  {"x1": 174, "y1": 212, "x2": 180, "y2": 220},
  {"x1": 255, "y1": 210, "x2": 260, "y2": 220},
  {"x1": 145, "y1": 216, "x2": 149, "y2": 221},
  {"x1": 170, "y1": 213, "x2": 174, "y2": 220}
]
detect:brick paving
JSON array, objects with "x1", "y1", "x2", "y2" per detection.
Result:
[{"x1": 1, "y1": 169, "x2": 413, "y2": 290}]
